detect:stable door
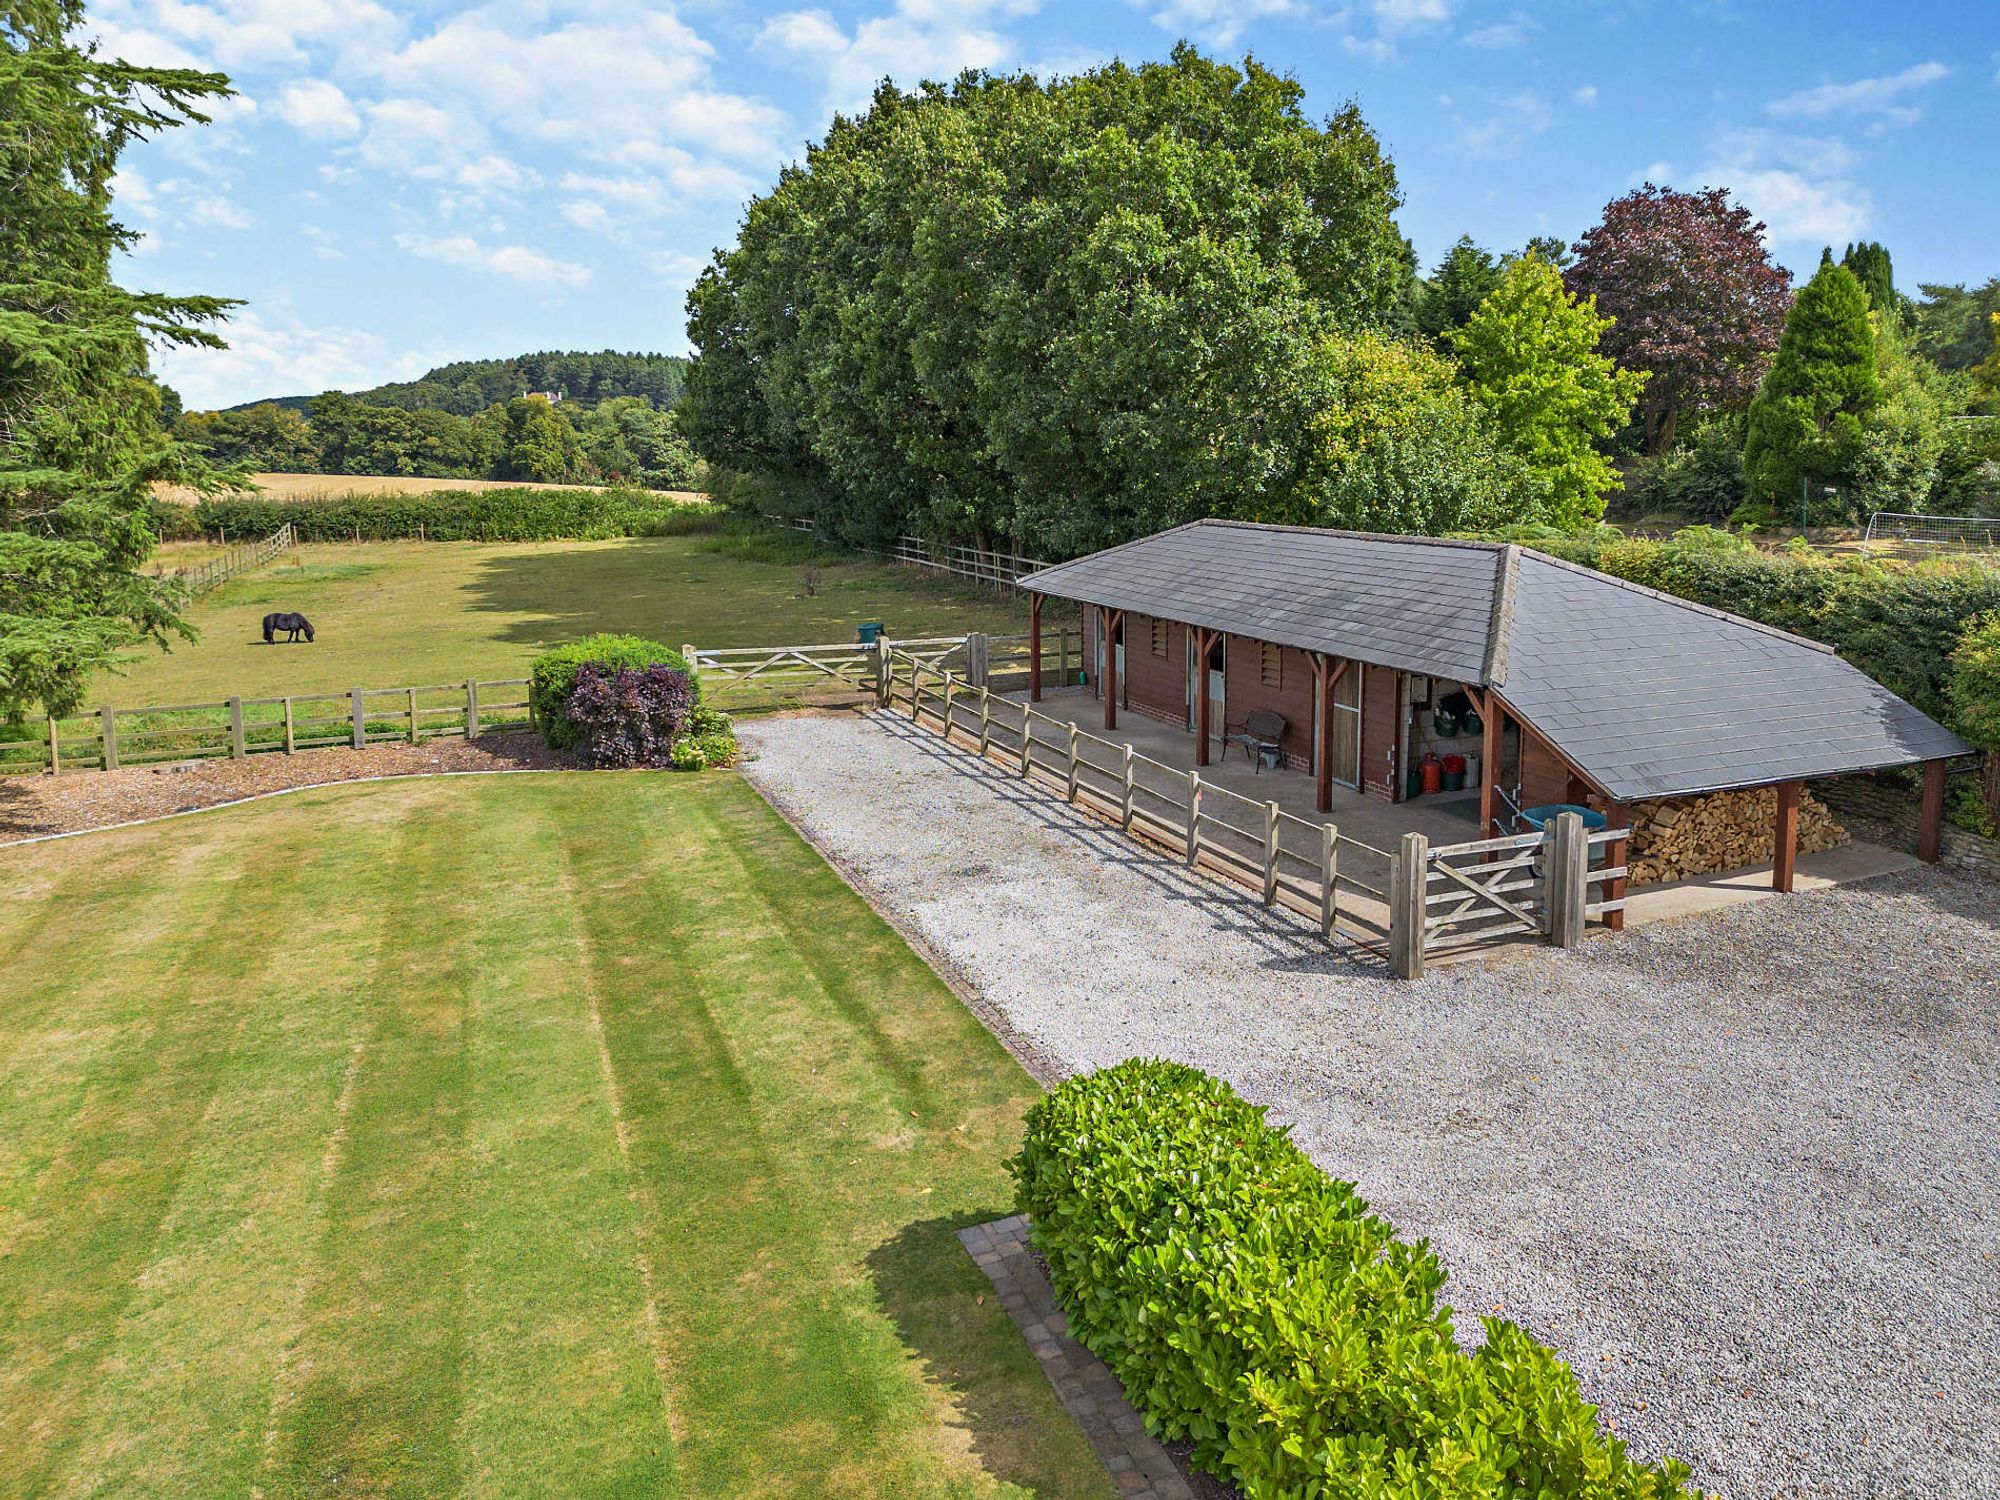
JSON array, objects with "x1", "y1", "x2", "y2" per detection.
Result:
[
  {"x1": 1311, "y1": 663, "x2": 1362, "y2": 789},
  {"x1": 1186, "y1": 632, "x2": 1225, "y2": 744}
]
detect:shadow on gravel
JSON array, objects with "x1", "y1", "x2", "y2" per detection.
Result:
[{"x1": 864, "y1": 712, "x2": 1385, "y2": 978}]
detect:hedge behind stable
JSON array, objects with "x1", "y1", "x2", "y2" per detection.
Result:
[
  {"x1": 190, "y1": 487, "x2": 715, "y2": 543},
  {"x1": 1011, "y1": 1060, "x2": 1698, "y2": 1500}
]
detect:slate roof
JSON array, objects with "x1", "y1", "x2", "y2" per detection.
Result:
[{"x1": 1019, "y1": 519, "x2": 1971, "y2": 801}]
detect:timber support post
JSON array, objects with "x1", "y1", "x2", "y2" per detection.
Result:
[
  {"x1": 1065, "y1": 724, "x2": 1079, "y2": 803},
  {"x1": 1918, "y1": 759, "x2": 1946, "y2": 863},
  {"x1": 1548, "y1": 812, "x2": 1587, "y2": 948},
  {"x1": 100, "y1": 706, "x2": 117, "y2": 771},
  {"x1": 966, "y1": 633, "x2": 989, "y2": 690},
  {"x1": 1262, "y1": 801, "x2": 1280, "y2": 906},
  {"x1": 1602, "y1": 801, "x2": 1628, "y2": 930},
  {"x1": 978, "y1": 687, "x2": 992, "y2": 757},
  {"x1": 1389, "y1": 831, "x2": 1428, "y2": 980},
  {"x1": 1479, "y1": 689, "x2": 1502, "y2": 859},
  {"x1": 1101, "y1": 607, "x2": 1122, "y2": 732},
  {"x1": 1194, "y1": 628, "x2": 1216, "y2": 768},
  {"x1": 1120, "y1": 744, "x2": 1135, "y2": 832},
  {"x1": 351, "y1": 688, "x2": 365, "y2": 750},
  {"x1": 942, "y1": 671, "x2": 956, "y2": 742},
  {"x1": 1028, "y1": 596, "x2": 1043, "y2": 701},
  {"x1": 229, "y1": 696, "x2": 247, "y2": 760},
  {"x1": 465, "y1": 681, "x2": 480, "y2": 740},
  {"x1": 283, "y1": 697, "x2": 296, "y2": 754},
  {"x1": 874, "y1": 636, "x2": 891, "y2": 707},
  {"x1": 1773, "y1": 778, "x2": 1801, "y2": 892},
  {"x1": 1185, "y1": 770, "x2": 1202, "y2": 867},
  {"x1": 1319, "y1": 822, "x2": 1338, "y2": 937}
]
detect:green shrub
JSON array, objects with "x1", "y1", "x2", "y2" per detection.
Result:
[
  {"x1": 190, "y1": 487, "x2": 717, "y2": 543},
  {"x1": 685, "y1": 704, "x2": 739, "y2": 767},
  {"x1": 530, "y1": 635, "x2": 698, "y2": 751},
  {"x1": 1011, "y1": 1060, "x2": 1698, "y2": 1500}
]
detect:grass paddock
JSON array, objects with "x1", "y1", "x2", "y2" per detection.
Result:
[
  {"x1": 99, "y1": 534, "x2": 1029, "y2": 707},
  {"x1": 0, "y1": 772, "x2": 1104, "y2": 1498}
]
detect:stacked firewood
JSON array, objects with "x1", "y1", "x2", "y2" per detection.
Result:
[{"x1": 1626, "y1": 786, "x2": 1849, "y2": 884}]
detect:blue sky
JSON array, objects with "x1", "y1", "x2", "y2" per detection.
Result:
[{"x1": 94, "y1": 0, "x2": 2000, "y2": 410}]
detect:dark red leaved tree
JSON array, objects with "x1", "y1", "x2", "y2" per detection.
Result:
[{"x1": 1566, "y1": 184, "x2": 1793, "y2": 453}]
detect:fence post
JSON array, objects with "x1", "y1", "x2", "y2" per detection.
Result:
[
  {"x1": 1018, "y1": 708, "x2": 1033, "y2": 777},
  {"x1": 1319, "y1": 822, "x2": 1339, "y2": 938},
  {"x1": 1120, "y1": 744, "x2": 1135, "y2": 832},
  {"x1": 908, "y1": 657, "x2": 920, "y2": 721},
  {"x1": 465, "y1": 681, "x2": 480, "y2": 740},
  {"x1": 966, "y1": 632, "x2": 989, "y2": 689},
  {"x1": 101, "y1": 706, "x2": 118, "y2": 771},
  {"x1": 1065, "y1": 724, "x2": 1079, "y2": 803},
  {"x1": 1186, "y1": 770, "x2": 1202, "y2": 867},
  {"x1": 283, "y1": 698, "x2": 295, "y2": 754},
  {"x1": 47, "y1": 717, "x2": 60, "y2": 775},
  {"x1": 942, "y1": 671, "x2": 956, "y2": 741},
  {"x1": 1548, "y1": 812, "x2": 1587, "y2": 948},
  {"x1": 351, "y1": 688, "x2": 365, "y2": 750},
  {"x1": 229, "y1": 696, "x2": 246, "y2": 760},
  {"x1": 978, "y1": 687, "x2": 992, "y2": 757},
  {"x1": 1389, "y1": 831, "x2": 1428, "y2": 980},
  {"x1": 1262, "y1": 801, "x2": 1280, "y2": 906},
  {"x1": 407, "y1": 687, "x2": 420, "y2": 744},
  {"x1": 874, "y1": 637, "x2": 891, "y2": 707}
]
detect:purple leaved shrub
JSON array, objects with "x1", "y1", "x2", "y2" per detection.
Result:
[{"x1": 563, "y1": 663, "x2": 696, "y2": 767}]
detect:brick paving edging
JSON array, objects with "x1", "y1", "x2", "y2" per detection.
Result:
[{"x1": 958, "y1": 1215, "x2": 1194, "y2": 1500}]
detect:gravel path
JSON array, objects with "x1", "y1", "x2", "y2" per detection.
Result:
[{"x1": 740, "y1": 710, "x2": 2000, "y2": 1500}]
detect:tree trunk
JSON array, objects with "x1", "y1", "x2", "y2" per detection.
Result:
[{"x1": 1645, "y1": 403, "x2": 1678, "y2": 456}]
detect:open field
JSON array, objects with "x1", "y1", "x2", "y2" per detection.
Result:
[
  {"x1": 154, "y1": 472, "x2": 700, "y2": 504},
  {"x1": 0, "y1": 771, "x2": 1105, "y2": 1498},
  {"x1": 96, "y1": 535, "x2": 1028, "y2": 705}
]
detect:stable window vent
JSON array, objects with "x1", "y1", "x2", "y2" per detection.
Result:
[
  {"x1": 1150, "y1": 619, "x2": 1168, "y2": 657},
  {"x1": 1259, "y1": 642, "x2": 1282, "y2": 688}
]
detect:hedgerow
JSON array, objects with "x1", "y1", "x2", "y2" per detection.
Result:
[
  {"x1": 530, "y1": 635, "x2": 699, "y2": 752},
  {"x1": 189, "y1": 488, "x2": 717, "y2": 543},
  {"x1": 1011, "y1": 1060, "x2": 1699, "y2": 1500}
]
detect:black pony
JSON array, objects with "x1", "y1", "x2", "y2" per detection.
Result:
[{"x1": 262, "y1": 612, "x2": 315, "y2": 644}]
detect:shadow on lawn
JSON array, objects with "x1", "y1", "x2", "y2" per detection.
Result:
[{"x1": 867, "y1": 1212, "x2": 1108, "y2": 1499}]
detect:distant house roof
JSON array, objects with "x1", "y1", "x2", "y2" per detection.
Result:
[{"x1": 1019, "y1": 519, "x2": 1971, "y2": 801}]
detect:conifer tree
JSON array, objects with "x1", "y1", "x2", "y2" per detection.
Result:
[
  {"x1": 1840, "y1": 240, "x2": 1899, "y2": 316},
  {"x1": 1742, "y1": 259, "x2": 1879, "y2": 510},
  {"x1": 0, "y1": 1, "x2": 236, "y2": 722}
]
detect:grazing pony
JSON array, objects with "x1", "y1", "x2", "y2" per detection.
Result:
[{"x1": 262, "y1": 611, "x2": 315, "y2": 644}]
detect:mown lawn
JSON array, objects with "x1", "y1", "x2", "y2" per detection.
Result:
[
  {"x1": 98, "y1": 535, "x2": 1028, "y2": 706},
  {"x1": 0, "y1": 773, "x2": 1104, "y2": 1498}
]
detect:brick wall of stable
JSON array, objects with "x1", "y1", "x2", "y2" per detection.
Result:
[
  {"x1": 1359, "y1": 663, "x2": 1402, "y2": 800},
  {"x1": 1219, "y1": 635, "x2": 1317, "y2": 769}
]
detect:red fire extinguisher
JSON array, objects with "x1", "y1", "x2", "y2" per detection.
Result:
[{"x1": 1418, "y1": 752, "x2": 1443, "y2": 795}]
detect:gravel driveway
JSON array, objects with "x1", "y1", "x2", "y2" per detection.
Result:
[{"x1": 740, "y1": 710, "x2": 2000, "y2": 1500}]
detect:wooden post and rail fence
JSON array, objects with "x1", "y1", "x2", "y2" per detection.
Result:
[{"x1": 162, "y1": 522, "x2": 297, "y2": 597}]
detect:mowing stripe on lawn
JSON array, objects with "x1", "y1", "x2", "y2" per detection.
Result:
[
  {"x1": 0, "y1": 831, "x2": 311, "y2": 1494},
  {"x1": 452, "y1": 792, "x2": 677, "y2": 1496},
  {"x1": 255, "y1": 793, "x2": 481, "y2": 1497},
  {"x1": 49, "y1": 819, "x2": 390, "y2": 1497}
]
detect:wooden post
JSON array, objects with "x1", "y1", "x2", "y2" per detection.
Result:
[
  {"x1": 907, "y1": 657, "x2": 920, "y2": 721},
  {"x1": 1918, "y1": 759, "x2": 1946, "y2": 863},
  {"x1": 1479, "y1": 689, "x2": 1502, "y2": 852},
  {"x1": 1028, "y1": 595, "x2": 1043, "y2": 701},
  {"x1": 47, "y1": 717, "x2": 60, "y2": 775},
  {"x1": 1319, "y1": 823, "x2": 1338, "y2": 937},
  {"x1": 100, "y1": 706, "x2": 117, "y2": 771},
  {"x1": 1120, "y1": 744, "x2": 1135, "y2": 832},
  {"x1": 1262, "y1": 801, "x2": 1280, "y2": 906},
  {"x1": 1548, "y1": 811, "x2": 1587, "y2": 947},
  {"x1": 283, "y1": 698, "x2": 296, "y2": 754},
  {"x1": 1389, "y1": 831, "x2": 1428, "y2": 980},
  {"x1": 229, "y1": 696, "x2": 247, "y2": 760},
  {"x1": 1185, "y1": 770, "x2": 1202, "y2": 867},
  {"x1": 1019, "y1": 710, "x2": 1032, "y2": 777},
  {"x1": 407, "y1": 687, "x2": 420, "y2": 744},
  {"x1": 943, "y1": 671, "x2": 956, "y2": 743},
  {"x1": 351, "y1": 688, "x2": 365, "y2": 750},
  {"x1": 1065, "y1": 723, "x2": 1079, "y2": 803},
  {"x1": 1101, "y1": 607, "x2": 1120, "y2": 732},
  {"x1": 1194, "y1": 629, "x2": 1214, "y2": 768},
  {"x1": 967, "y1": 632, "x2": 989, "y2": 690},
  {"x1": 978, "y1": 687, "x2": 992, "y2": 757},
  {"x1": 1772, "y1": 779, "x2": 1801, "y2": 892},
  {"x1": 465, "y1": 681, "x2": 480, "y2": 740},
  {"x1": 1602, "y1": 802, "x2": 1628, "y2": 931},
  {"x1": 1312, "y1": 656, "x2": 1347, "y2": 813},
  {"x1": 874, "y1": 637, "x2": 891, "y2": 707}
]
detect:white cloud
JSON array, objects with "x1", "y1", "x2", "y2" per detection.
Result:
[
  {"x1": 1768, "y1": 61, "x2": 1947, "y2": 122},
  {"x1": 1141, "y1": 0, "x2": 1305, "y2": 49},
  {"x1": 758, "y1": 1, "x2": 1023, "y2": 117},
  {"x1": 1374, "y1": 0, "x2": 1449, "y2": 28},
  {"x1": 1701, "y1": 129, "x2": 1870, "y2": 248},
  {"x1": 273, "y1": 78, "x2": 361, "y2": 139},
  {"x1": 1573, "y1": 84, "x2": 1598, "y2": 106},
  {"x1": 1462, "y1": 9, "x2": 1535, "y2": 47},
  {"x1": 356, "y1": 97, "x2": 478, "y2": 178},
  {"x1": 151, "y1": 308, "x2": 416, "y2": 410},
  {"x1": 1450, "y1": 90, "x2": 1554, "y2": 157},
  {"x1": 395, "y1": 231, "x2": 590, "y2": 288},
  {"x1": 90, "y1": 0, "x2": 398, "y2": 72}
]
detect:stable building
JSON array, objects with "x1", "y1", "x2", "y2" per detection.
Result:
[{"x1": 1019, "y1": 521, "x2": 1969, "y2": 908}]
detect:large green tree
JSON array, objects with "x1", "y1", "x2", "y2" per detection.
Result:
[
  {"x1": 684, "y1": 48, "x2": 1436, "y2": 556},
  {"x1": 1447, "y1": 256, "x2": 1646, "y2": 529},
  {"x1": 1911, "y1": 277, "x2": 2000, "y2": 371},
  {"x1": 1742, "y1": 257, "x2": 1880, "y2": 512},
  {"x1": 1, "y1": 0, "x2": 235, "y2": 723},
  {"x1": 1413, "y1": 236, "x2": 1503, "y2": 343},
  {"x1": 1839, "y1": 240, "x2": 1899, "y2": 316}
]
